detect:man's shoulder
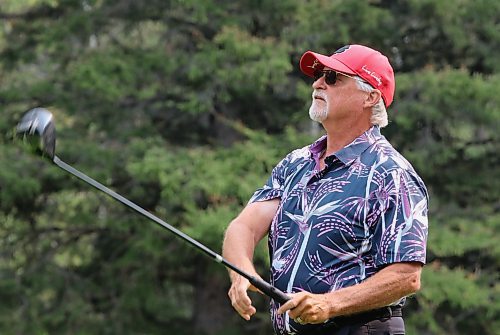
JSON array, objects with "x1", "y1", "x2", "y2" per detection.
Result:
[
  {"x1": 368, "y1": 138, "x2": 420, "y2": 177},
  {"x1": 366, "y1": 141, "x2": 428, "y2": 196},
  {"x1": 280, "y1": 143, "x2": 314, "y2": 166}
]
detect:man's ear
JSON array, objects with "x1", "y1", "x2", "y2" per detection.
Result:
[{"x1": 363, "y1": 89, "x2": 382, "y2": 108}]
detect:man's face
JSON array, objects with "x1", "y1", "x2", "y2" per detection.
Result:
[{"x1": 309, "y1": 68, "x2": 366, "y2": 123}]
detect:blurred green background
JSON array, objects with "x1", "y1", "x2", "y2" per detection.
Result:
[{"x1": 0, "y1": 0, "x2": 498, "y2": 334}]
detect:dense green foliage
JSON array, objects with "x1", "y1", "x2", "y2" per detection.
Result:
[{"x1": 0, "y1": 1, "x2": 498, "y2": 334}]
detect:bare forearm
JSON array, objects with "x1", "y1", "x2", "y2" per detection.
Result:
[
  {"x1": 222, "y1": 199, "x2": 280, "y2": 282},
  {"x1": 222, "y1": 222, "x2": 260, "y2": 281},
  {"x1": 326, "y1": 262, "x2": 422, "y2": 317}
]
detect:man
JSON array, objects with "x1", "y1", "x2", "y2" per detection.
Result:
[{"x1": 222, "y1": 44, "x2": 429, "y2": 335}]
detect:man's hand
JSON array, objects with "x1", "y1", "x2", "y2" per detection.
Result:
[
  {"x1": 227, "y1": 274, "x2": 263, "y2": 321},
  {"x1": 277, "y1": 291, "x2": 332, "y2": 324},
  {"x1": 223, "y1": 200, "x2": 280, "y2": 320}
]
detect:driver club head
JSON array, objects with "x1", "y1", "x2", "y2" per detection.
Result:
[{"x1": 16, "y1": 107, "x2": 56, "y2": 160}]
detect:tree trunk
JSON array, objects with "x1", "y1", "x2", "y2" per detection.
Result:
[{"x1": 192, "y1": 261, "x2": 235, "y2": 334}]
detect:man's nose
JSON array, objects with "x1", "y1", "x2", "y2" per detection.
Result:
[{"x1": 312, "y1": 75, "x2": 326, "y2": 89}]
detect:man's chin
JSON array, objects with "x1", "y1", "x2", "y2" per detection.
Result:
[
  {"x1": 308, "y1": 102, "x2": 328, "y2": 122},
  {"x1": 309, "y1": 110, "x2": 327, "y2": 122}
]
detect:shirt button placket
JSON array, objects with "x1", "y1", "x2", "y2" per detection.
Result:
[{"x1": 305, "y1": 175, "x2": 315, "y2": 200}]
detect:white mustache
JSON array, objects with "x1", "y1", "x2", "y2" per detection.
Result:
[{"x1": 312, "y1": 91, "x2": 327, "y2": 100}]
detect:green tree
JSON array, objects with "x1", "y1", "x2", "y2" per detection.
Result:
[{"x1": 0, "y1": 0, "x2": 498, "y2": 334}]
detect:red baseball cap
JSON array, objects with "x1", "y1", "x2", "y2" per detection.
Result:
[{"x1": 300, "y1": 44, "x2": 395, "y2": 107}]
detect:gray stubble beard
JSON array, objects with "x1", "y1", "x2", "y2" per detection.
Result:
[{"x1": 309, "y1": 100, "x2": 328, "y2": 122}]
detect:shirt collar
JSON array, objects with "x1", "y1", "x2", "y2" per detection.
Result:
[{"x1": 309, "y1": 126, "x2": 382, "y2": 166}]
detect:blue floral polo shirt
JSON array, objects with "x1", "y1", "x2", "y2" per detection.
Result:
[{"x1": 249, "y1": 126, "x2": 429, "y2": 335}]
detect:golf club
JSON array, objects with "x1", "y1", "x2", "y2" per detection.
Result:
[{"x1": 15, "y1": 107, "x2": 291, "y2": 304}]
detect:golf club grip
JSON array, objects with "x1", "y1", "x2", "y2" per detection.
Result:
[{"x1": 249, "y1": 276, "x2": 291, "y2": 304}]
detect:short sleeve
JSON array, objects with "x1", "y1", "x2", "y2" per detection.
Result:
[
  {"x1": 371, "y1": 168, "x2": 429, "y2": 267},
  {"x1": 248, "y1": 156, "x2": 288, "y2": 204}
]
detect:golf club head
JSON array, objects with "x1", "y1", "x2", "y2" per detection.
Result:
[{"x1": 16, "y1": 108, "x2": 56, "y2": 160}]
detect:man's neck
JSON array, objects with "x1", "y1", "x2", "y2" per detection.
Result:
[{"x1": 323, "y1": 122, "x2": 371, "y2": 156}]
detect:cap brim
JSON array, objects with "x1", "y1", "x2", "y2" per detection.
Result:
[{"x1": 300, "y1": 51, "x2": 356, "y2": 77}]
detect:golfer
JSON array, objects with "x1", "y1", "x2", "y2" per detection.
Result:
[{"x1": 223, "y1": 44, "x2": 429, "y2": 335}]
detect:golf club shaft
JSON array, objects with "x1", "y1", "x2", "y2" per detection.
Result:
[{"x1": 52, "y1": 156, "x2": 290, "y2": 304}]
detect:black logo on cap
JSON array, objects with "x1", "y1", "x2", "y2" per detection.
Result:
[{"x1": 334, "y1": 45, "x2": 350, "y2": 54}]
